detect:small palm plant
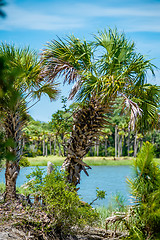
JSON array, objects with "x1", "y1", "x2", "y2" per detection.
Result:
[{"x1": 127, "y1": 142, "x2": 160, "y2": 239}]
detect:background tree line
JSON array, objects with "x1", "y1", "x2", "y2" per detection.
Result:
[{"x1": 19, "y1": 97, "x2": 160, "y2": 159}]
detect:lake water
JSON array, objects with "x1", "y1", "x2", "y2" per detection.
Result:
[{"x1": 0, "y1": 166, "x2": 133, "y2": 207}]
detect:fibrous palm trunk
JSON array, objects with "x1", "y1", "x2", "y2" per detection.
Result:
[
  {"x1": 4, "y1": 112, "x2": 24, "y2": 200},
  {"x1": 5, "y1": 161, "x2": 20, "y2": 200},
  {"x1": 61, "y1": 99, "x2": 109, "y2": 186}
]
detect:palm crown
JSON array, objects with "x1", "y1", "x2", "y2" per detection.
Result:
[
  {"x1": 42, "y1": 29, "x2": 159, "y2": 130},
  {"x1": 42, "y1": 29, "x2": 159, "y2": 185}
]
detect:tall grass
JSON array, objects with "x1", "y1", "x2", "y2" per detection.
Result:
[{"x1": 96, "y1": 192, "x2": 128, "y2": 231}]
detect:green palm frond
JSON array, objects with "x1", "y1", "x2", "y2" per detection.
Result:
[
  {"x1": 0, "y1": 43, "x2": 59, "y2": 101},
  {"x1": 41, "y1": 36, "x2": 93, "y2": 85},
  {"x1": 32, "y1": 83, "x2": 60, "y2": 101}
]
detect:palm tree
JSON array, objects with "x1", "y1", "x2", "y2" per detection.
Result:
[
  {"x1": 42, "y1": 29, "x2": 159, "y2": 186},
  {"x1": 0, "y1": 43, "x2": 59, "y2": 200}
]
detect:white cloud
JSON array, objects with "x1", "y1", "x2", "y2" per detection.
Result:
[
  {"x1": 1, "y1": 1, "x2": 160, "y2": 33},
  {"x1": 0, "y1": 3, "x2": 84, "y2": 31},
  {"x1": 73, "y1": 3, "x2": 160, "y2": 17}
]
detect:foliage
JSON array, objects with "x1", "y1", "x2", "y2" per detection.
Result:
[
  {"x1": 90, "y1": 188, "x2": 106, "y2": 205},
  {"x1": 96, "y1": 188, "x2": 106, "y2": 200},
  {"x1": 26, "y1": 167, "x2": 45, "y2": 195},
  {"x1": 41, "y1": 169, "x2": 99, "y2": 233},
  {"x1": 0, "y1": 43, "x2": 59, "y2": 163},
  {"x1": 108, "y1": 192, "x2": 126, "y2": 213},
  {"x1": 19, "y1": 157, "x2": 30, "y2": 167},
  {"x1": 0, "y1": 182, "x2": 5, "y2": 194},
  {"x1": 107, "y1": 147, "x2": 115, "y2": 156},
  {"x1": 126, "y1": 142, "x2": 160, "y2": 239},
  {"x1": 96, "y1": 193, "x2": 127, "y2": 231},
  {"x1": 25, "y1": 167, "x2": 99, "y2": 233}
]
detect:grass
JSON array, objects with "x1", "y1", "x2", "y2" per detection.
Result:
[
  {"x1": 26, "y1": 155, "x2": 160, "y2": 167},
  {"x1": 96, "y1": 192, "x2": 128, "y2": 230},
  {"x1": 27, "y1": 155, "x2": 65, "y2": 166},
  {"x1": 1, "y1": 155, "x2": 160, "y2": 168},
  {"x1": 27, "y1": 156, "x2": 135, "y2": 167}
]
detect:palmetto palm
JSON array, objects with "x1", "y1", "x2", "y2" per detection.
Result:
[
  {"x1": 42, "y1": 29, "x2": 159, "y2": 186},
  {"x1": 0, "y1": 43, "x2": 59, "y2": 200}
]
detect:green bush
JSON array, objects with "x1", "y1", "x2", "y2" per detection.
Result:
[
  {"x1": 26, "y1": 167, "x2": 99, "y2": 234},
  {"x1": 36, "y1": 149, "x2": 42, "y2": 156},
  {"x1": 19, "y1": 157, "x2": 30, "y2": 167},
  {"x1": 126, "y1": 142, "x2": 160, "y2": 239},
  {"x1": 26, "y1": 166, "x2": 44, "y2": 192},
  {"x1": 107, "y1": 146, "x2": 115, "y2": 156},
  {"x1": 41, "y1": 169, "x2": 99, "y2": 233}
]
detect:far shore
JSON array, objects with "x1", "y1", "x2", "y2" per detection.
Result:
[{"x1": 27, "y1": 156, "x2": 160, "y2": 167}]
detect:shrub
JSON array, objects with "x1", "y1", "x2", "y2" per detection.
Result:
[
  {"x1": 26, "y1": 167, "x2": 99, "y2": 234},
  {"x1": 126, "y1": 142, "x2": 160, "y2": 239},
  {"x1": 19, "y1": 157, "x2": 30, "y2": 167},
  {"x1": 41, "y1": 169, "x2": 99, "y2": 233},
  {"x1": 107, "y1": 146, "x2": 115, "y2": 156}
]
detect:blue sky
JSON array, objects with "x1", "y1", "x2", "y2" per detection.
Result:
[{"x1": 1, "y1": 0, "x2": 160, "y2": 122}]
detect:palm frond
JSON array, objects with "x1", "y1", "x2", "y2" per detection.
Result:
[
  {"x1": 122, "y1": 94, "x2": 142, "y2": 131},
  {"x1": 32, "y1": 83, "x2": 60, "y2": 101},
  {"x1": 41, "y1": 35, "x2": 93, "y2": 91}
]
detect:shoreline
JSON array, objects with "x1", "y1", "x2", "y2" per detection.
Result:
[{"x1": 26, "y1": 156, "x2": 160, "y2": 167}]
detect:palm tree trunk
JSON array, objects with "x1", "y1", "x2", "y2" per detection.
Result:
[
  {"x1": 120, "y1": 136, "x2": 123, "y2": 156},
  {"x1": 94, "y1": 141, "x2": 97, "y2": 155},
  {"x1": 115, "y1": 125, "x2": 118, "y2": 158},
  {"x1": 45, "y1": 145, "x2": 48, "y2": 157},
  {"x1": 118, "y1": 135, "x2": 122, "y2": 157},
  {"x1": 118, "y1": 133, "x2": 120, "y2": 157},
  {"x1": 105, "y1": 138, "x2": 107, "y2": 157},
  {"x1": 96, "y1": 138, "x2": 99, "y2": 156},
  {"x1": 4, "y1": 112, "x2": 24, "y2": 201},
  {"x1": 128, "y1": 129, "x2": 130, "y2": 156},
  {"x1": 5, "y1": 161, "x2": 20, "y2": 200},
  {"x1": 37, "y1": 136, "x2": 40, "y2": 153},
  {"x1": 53, "y1": 137, "x2": 56, "y2": 155},
  {"x1": 49, "y1": 138, "x2": 52, "y2": 155},
  {"x1": 43, "y1": 134, "x2": 45, "y2": 156},
  {"x1": 61, "y1": 99, "x2": 109, "y2": 186}
]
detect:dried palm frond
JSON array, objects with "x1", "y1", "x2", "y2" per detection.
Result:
[{"x1": 122, "y1": 94, "x2": 142, "y2": 131}]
